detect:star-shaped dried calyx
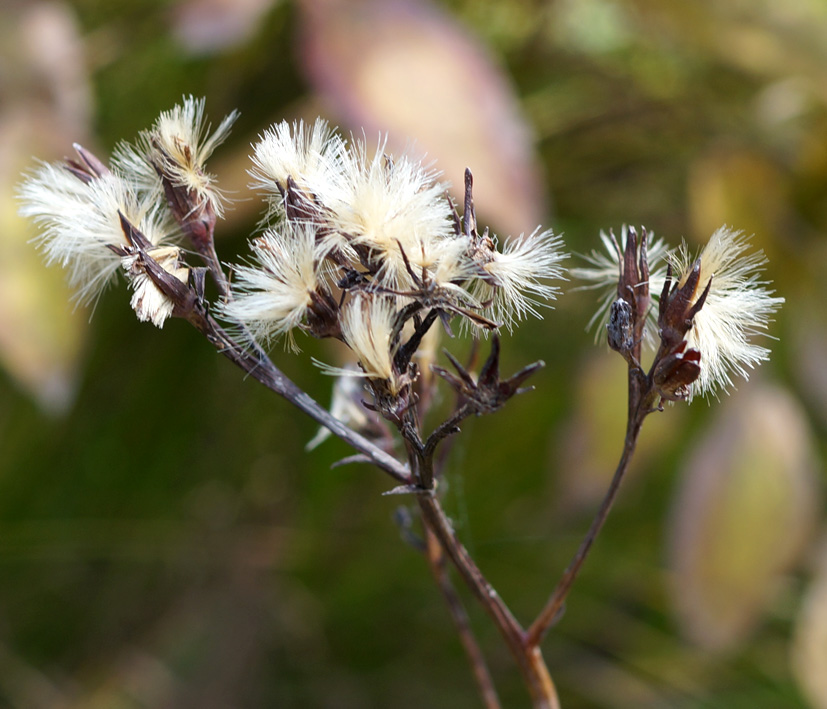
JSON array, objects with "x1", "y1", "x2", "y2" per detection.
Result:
[{"x1": 432, "y1": 336, "x2": 544, "y2": 415}]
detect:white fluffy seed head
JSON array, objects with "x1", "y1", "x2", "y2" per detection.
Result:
[
  {"x1": 671, "y1": 227, "x2": 784, "y2": 398},
  {"x1": 19, "y1": 164, "x2": 170, "y2": 304},
  {"x1": 469, "y1": 228, "x2": 567, "y2": 331},
  {"x1": 222, "y1": 223, "x2": 323, "y2": 349},
  {"x1": 327, "y1": 138, "x2": 454, "y2": 289},
  {"x1": 250, "y1": 118, "x2": 346, "y2": 216},
  {"x1": 149, "y1": 95, "x2": 237, "y2": 216}
]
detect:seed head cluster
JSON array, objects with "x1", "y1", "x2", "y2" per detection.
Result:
[
  {"x1": 18, "y1": 97, "x2": 782, "y2": 407},
  {"x1": 573, "y1": 224, "x2": 784, "y2": 399}
]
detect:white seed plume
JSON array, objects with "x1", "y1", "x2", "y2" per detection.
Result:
[
  {"x1": 571, "y1": 225, "x2": 669, "y2": 343},
  {"x1": 671, "y1": 226, "x2": 784, "y2": 398},
  {"x1": 470, "y1": 228, "x2": 567, "y2": 331},
  {"x1": 250, "y1": 118, "x2": 346, "y2": 216},
  {"x1": 339, "y1": 295, "x2": 401, "y2": 391},
  {"x1": 148, "y1": 95, "x2": 238, "y2": 215},
  {"x1": 19, "y1": 163, "x2": 170, "y2": 305},
  {"x1": 222, "y1": 223, "x2": 323, "y2": 349},
  {"x1": 328, "y1": 138, "x2": 453, "y2": 289}
]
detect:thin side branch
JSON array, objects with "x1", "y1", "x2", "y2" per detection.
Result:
[
  {"x1": 526, "y1": 411, "x2": 645, "y2": 647},
  {"x1": 190, "y1": 307, "x2": 412, "y2": 484},
  {"x1": 527, "y1": 359, "x2": 656, "y2": 648}
]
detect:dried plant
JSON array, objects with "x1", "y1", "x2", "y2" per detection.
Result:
[{"x1": 18, "y1": 97, "x2": 783, "y2": 708}]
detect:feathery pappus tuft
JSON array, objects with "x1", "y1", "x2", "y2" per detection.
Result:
[
  {"x1": 147, "y1": 95, "x2": 238, "y2": 216},
  {"x1": 339, "y1": 294, "x2": 402, "y2": 392},
  {"x1": 221, "y1": 223, "x2": 327, "y2": 350},
  {"x1": 249, "y1": 118, "x2": 346, "y2": 218},
  {"x1": 469, "y1": 227, "x2": 567, "y2": 332},
  {"x1": 669, "y1": 226, "x2": 784, "y2": 398},
  {"x1": 18, "y1": 160, "x2": 171, "y2": 305},
  {"x1": 571, "y1": 225, "x2": 669, "y2": 343},
  {"x1": 326, "y1": 137, "x2": 454, "y2": 289}
]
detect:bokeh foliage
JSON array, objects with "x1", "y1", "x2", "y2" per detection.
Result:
[{"x1": 1, "y1": 0, "x2": 826, "y2": 707}]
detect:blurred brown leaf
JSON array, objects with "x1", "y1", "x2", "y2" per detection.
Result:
[
  {"x1": 792, "y1": 542, "x2": 827, "y2": 709},
  {"x1": 297, "y1": 0, "x2": 546, "y2": 237},
  {"x1": 667, "y1": 383, "x2": 821, "y2": 652},
  {"x1": 0, "y1": 2, "x2": 92, "y2": 412},
  {"x1": 170, "y1": 0, "x2": 280, "y2": 54}
]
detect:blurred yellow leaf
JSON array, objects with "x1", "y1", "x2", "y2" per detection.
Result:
[
  {"x1": 297, "y1": 0, "x2": 546, "y2": 237},
  {"x1": 687, "y1": 147, "x2": 789, "y2": 251},
  {"x1": 792, "y1": 543, "x2": 827, "y2": 709},
  {"x1": 667, "y1": 383, "x2": 821, "y2": 651},
  {"x1": 0, "y1": 2, "x2": 91, "y2": 412}
]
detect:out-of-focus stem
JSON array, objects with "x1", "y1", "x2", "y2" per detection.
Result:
[
  {"x1": 424, "y1": 527, "x2": 501, "y2": 709},
  {"x1": 416, "y1": 494, "x2": 560, "y2": 709}
]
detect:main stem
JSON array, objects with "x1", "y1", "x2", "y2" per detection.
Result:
[{"x1": 417, "y1": 494, "x2": 560, "y2": 709}]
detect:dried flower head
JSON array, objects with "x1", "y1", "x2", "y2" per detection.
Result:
[
  {"x1": 221, "y1": 223, "x2": 330, "y2": 350},
  {"x1": 667, "y1": 227, "x2": 784, "y2": 398},
  {"x1": 250, "y1": 118, "x2": 346, "y2": 217},
  {"x1": 123, "y1": 245, "x2": 189, "y2": 328},
  {"x1": 19, "y1": 158, "x2": 171, "y2": 305},
  {"x1": 577, "y1": 224, "x2": 783, "y2": 402},
  {"x1": 572, "y1": 225, "x2": 669, "y2": 343},
  {"x1": 147, "y1": 95, "x2": 238, "y2": 217},
  {"x1": 327, "y1": 138, "x2": 454, "y2": 289}
]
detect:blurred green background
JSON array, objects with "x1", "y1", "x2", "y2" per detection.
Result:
[{"x1": 2, "y1": 0, "x2": 826, "y2": 707}]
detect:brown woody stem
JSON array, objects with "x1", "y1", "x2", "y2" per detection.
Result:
[{"x1": 188, "y1": 308, "x2": 411, "y2": 484}]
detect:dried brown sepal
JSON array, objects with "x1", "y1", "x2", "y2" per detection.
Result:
[
  {"x1": 463, "y1": 168, "x2": 478, "y2": 240},
  {"x1": 65, "y1": 143, "x2": 111, "y2": 183},
  {"x1": 304, "y1": 289, "x2": 342, "y2": 339},
  {"x1": 284, "y1": 175, "x2": 324, "y2": 223},
  {"x1": 432, "y1": 336, "x2": 544, "y2": 415},
  {"x1": 610, "y1": 225, "x2": 652, "y2": 360},
  {"x1": 150, "y1": 138, "x2": 216, "y2": 254},
  {"x1": 653, "y1": 341, "x2": 702, "y2": 402},
  {"x1": 658, "y1": 259, "x2": 712, "y2": 350}
]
